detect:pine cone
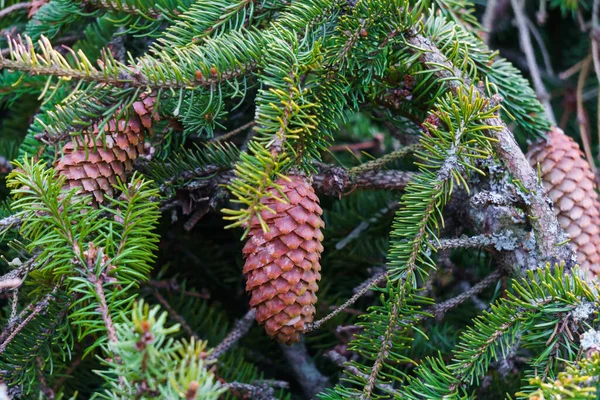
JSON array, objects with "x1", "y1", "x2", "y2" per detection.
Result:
[
  {"x1": 55, "y1": 94, "x2": 158, "y2": 204},
  {"x1": 242, "y1": 176, "x2": 324, "y2": 344},
  {"x1": 526, "y1": 127, "x2": 600, "y2": 276}
]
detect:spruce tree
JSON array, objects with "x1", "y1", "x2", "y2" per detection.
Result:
[{"x1": 0, "y1": 0, "x2": 600, "y2": 399}]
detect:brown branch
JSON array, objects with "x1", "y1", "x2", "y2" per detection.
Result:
[
  {"x1": 0, "y1": 2, "x2": 32, "y2": 19},
  {"x1": 211, "y1": 120, "x2": 256, "y2": 142},
  {"x1": 152, "y1": 288, "x2": 199, "y2": 340},
  {"x1": 0, "y1": 215, "x2": 22, "y2": 232},
  {"x1": 576, "y1": 56, "x2": 596, "y2": 172},
  {"x1": 510, "y1": 0, "x2": 555, "y2": 123},
  {"x1": 146, "y1": 279, "x2": 210, "y2": 299},
  {"x1": 90, "y1": 274, "x2": 118, "y2": 344},
  {"x1": 82, "y1": 0, "x2": 174, "y2": 19},
  {"x1": 592, "y1": 0, "x2": 600, "y2": 158},
  {"x1": 404, "y1": 29, "x2": 574, "y2": 266},
  {"x1": 417, "y1": 269, "x2": 502, "y2": 322},
  {"x1": 0, "y1": 288, "x2": 57, "y2": 357},
  {"x1": 206, "y1": 309, "x2": 256, "y2": 361},
  {"x1": 225, "y1": 380, "x2": 289, "y2": 400},
  {"x1": 279, "y1": 339, "x2": 330, "y2": 398}
]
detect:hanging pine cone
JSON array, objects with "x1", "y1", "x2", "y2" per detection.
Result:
[
  {"x1": 526, "y1": 126, "x2": 600, "y2": 277},
  {"x1": 242, "y1": 175, "x2": 324, "y2": 344},
  {"x1": 55, "y1": 94, "x2": 158, "y2": 204}
]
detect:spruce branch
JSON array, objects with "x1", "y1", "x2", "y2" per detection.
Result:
[
  {"x1": 510, "y1": 0, "x2": 555, "y2": 124},
  {"x1": 404, "y1": 30, "x2": 574, "y2": 266}
]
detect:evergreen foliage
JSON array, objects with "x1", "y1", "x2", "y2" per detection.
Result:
[{"x1": 1, "y1": 0, "x2": 600, "y2": 398}]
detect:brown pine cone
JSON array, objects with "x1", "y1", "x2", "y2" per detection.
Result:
[
  {"x1": 526, "y1": 127, "x2": 600, "y2": 277},
  {"x1": 55, "y1": 94, "x2": 158, "y2": 204},
  {"x1": 242, "y1": 175, "x2": 324, "y2": 344}
]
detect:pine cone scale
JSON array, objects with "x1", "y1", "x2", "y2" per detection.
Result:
[
  {"x1": 55, "y1": 94, "x2": 157, "y2": 204},
  {"x1": 243, "y1": 175, "x2": 324, "y2": 344}
]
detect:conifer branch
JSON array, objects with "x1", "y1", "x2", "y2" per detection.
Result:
[{"x1": 404, "y1": 30, "x2": 574, "y2": 266}]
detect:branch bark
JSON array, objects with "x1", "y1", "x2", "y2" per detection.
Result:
[{"x1": 404, "y1": 29, "x2": 575, "y2": 268}]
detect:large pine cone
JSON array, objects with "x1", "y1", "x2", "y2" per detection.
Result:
[
  {"x1": 242, "y1": 176, "x2": 324, "y2": 344},
  {"x1": 526, "y1": 127, "x2": 600, "y2": 276},
  {"x1": 55, "y1": 94, "x2": 158, "y2": 204}
]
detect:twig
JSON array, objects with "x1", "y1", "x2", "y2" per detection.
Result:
[
  {"x1": 0, "y1": 289, "x2": 56, "y2": 356},
  {"x1": 348, "y1": 144, "x2": 422, "y2": 174},
  {"x1": 225, "y1": 380, "x2": 289, "y2": 400},
  {"x1": 211, "y1": 121, "x2": 256, "y2": 142},
  {"x1": 481, "y1": 0, "x2": 499, "y2": 44},
  {"x1": 90, "y1": 274, "x2": 117, "y2": 344},
  {"x1": 146, "y1": 279, "x2": 210, "y2": 299},
  {"x1": 511, "y1": 0, "x2": 556, "y2": 123},
  {"x1": 576, "y1": 56, "x2": 596, "y2": 172},
  {"x1": 0, "y1": 278, "x2": 21, "y2": 290},
  {"x1": 434, "y1": 232, "x2": 518, "y2": 252},
  {"x1": 0, "y1": 2, "x2": 32, "y2": 19},
  {"x1": 526, "y1": 19, "x2": 554, "y2": 76},
  {"x1": 591, "y1": 0, "x2": 600, "y2": 157},
  {"x1": 152, "y1": 289, "x2": 199, "y2": 339},
  {"x1": 279, "y1": 339, "x2": 330, "y2": 398},
  {"x1": 559, "y1": 56, "x2": 592, "y2": 80},
  {"x1": 325, "y1": 351, "x2": 401, "y2": 397},
  {"x1": 0, "y1": 215, "x2": 22, "y2": 232},
  {"x1": 306, "y1": 269, "x2": 387, "y2": 332},
  {"x1": 417, "y1": 270, "x2": 502, "y2": 322},
  {"x1": 0, "y1": 156, "x2": 12, "y2": 174},
  {"x1": 207, "y1": 309, "x2": 256, "y2": 361},
  {"x1": 36, "y1": 356, "x2": 54, "y2": 399},
  {"x1": 51, "y1": 352, "x2": 82, "y2": 392}
]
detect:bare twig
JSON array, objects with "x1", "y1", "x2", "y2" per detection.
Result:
[
  {"x1": 51, "y1": 352, "x2": 82, "y2": 392},
  {"x1": 211, "y1": 121, "x2": 256, "y2": 142},
  {"x1": 418, "y1": 270, "x2": 502, "y2": 322},
  {"x1": 279, "y1": 339, "x2": 330, "y2": 398},
  {"x1": 146, "y1": 279, "x2": 210, "y2": 299},
  {"x1": 207, "y1": 309, "x2": 256, "y2": 361},
  {"x1": 481, "y1": 0, "x2": 500, "y2": 44},
  {"x1": 0, "y1": 2, "x2": 32, "y2": 19},
  {"x1": 591, "y1": 0, "x2": 600, "y2": 157},
  {"x1": 0, "y1": 215, "x2": 22, "y2": 232},
  {"x1": 0, "y1": 278, "x2": 21, "y2": 290},
  {"x1": 306, "y1": 269, "x2": 387, "y2": 333},
  {"x1": 0, "y1": 289, "x2": 56, "y2": 356},
  {"x1": 225, "y1": 380, "x2": 289, "y2": 400},
  {"x1": 511, "y1": 0, "x2": 555, "y2": 123},
  {"x1": 152, "y1": 289, "x2": 199, "y2": 340},
  {"x1": 325, "y1": 351, "x2": 401, "y2": 397},
  {"x1": 527, "y1": 19, "x2": 554, "y2": 76},
  {"x1": 576, "y1": 56, "x2": 596, "y2": 172},
  {"x1": 91, "y1": 274, "x2": 118, "y2": 344}
]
